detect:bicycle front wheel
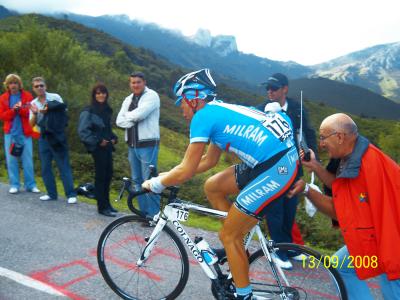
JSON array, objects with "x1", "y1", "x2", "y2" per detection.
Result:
[
  {"x1": 249, "y1": 243, "x2": 347, "y2": 300},
  {"x1": 97, "y1": 215, "x2": 189, "y2": 300}
]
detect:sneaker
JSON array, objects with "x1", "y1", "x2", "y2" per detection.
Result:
[
  {"x1": 272, "y1": 253, "x2": 293, "y2": 270},
  {"x1": 67, "y1": 197, "x2": 77, "y2": 204},
  {"x1": 236, "y1": 292, "x2": 253, "y2": 299},
  {"x1": 28, "y1": 187, "x2": 40, "y2": 193},
  {"x1": 40, "y1": 195, "x2": 56, "y2": 201},
  {"x1": 291, "y1": 253, "x2": 308, "y2": 261},
  {"x1": 9, "y1": 187, "x2": 19, "y2": 194}
]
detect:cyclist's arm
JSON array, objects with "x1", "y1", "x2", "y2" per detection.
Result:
[
  {"x1": 305, "y1": 187, "x2": 337, "y2": 220},
  {"x1": 196, "y1": 143, "x2": 222, "y2": 174},
  {"x1": 160, "y1": 142, "x2": 206, "y2": 186}
]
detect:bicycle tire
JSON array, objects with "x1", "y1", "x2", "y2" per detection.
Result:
[
  {"x1": 127, "y1": 192, "x2": 147, "y2": 217},
  {"x1": 97, "y1": 215, "x2": 189, "y2": 300},
  {"x1": 248, "y1": 243, "x2": 347, "y2": 300}
]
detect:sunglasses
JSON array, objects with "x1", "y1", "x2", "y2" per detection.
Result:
[
  {"x1": 96, "y1": 91, "x2": 107, "y2": 95},
  {"x1": 34, "y1": 84, "x2": 45, "y2": 88},
  {"x1": 266, "y1": 85, "x2": 281, "y2": 92}
]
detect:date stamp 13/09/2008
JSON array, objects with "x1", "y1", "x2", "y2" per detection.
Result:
[{"x1": 302, "y1": 255, "x2": 378, "y2": 269}]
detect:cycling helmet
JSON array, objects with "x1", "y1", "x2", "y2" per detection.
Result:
[{"x1": 173, "y1": 69, "x2": 217, "y2": 105}]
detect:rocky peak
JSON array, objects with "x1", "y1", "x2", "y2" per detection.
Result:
[
  {"x1": 192, "y1": 29, "x2": 212, "y2": 47},
  {"x1": 190, "y1": 28, "x2": 237, "y2": 56}
]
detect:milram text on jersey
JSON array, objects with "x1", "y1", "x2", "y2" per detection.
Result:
[{"x1": 189, "y1": 101, "x2": 295, "y2": 168}]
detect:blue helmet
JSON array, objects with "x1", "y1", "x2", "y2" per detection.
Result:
[{"x1": 173, "y1": 69, "x2": 217, "y2": 105}]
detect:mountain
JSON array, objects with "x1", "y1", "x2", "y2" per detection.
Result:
[
  {"x1": 313, "y1": 42, "x2": 400, "y2": 103},
  {"x1": 287, "y1": 77, "x2": 400, "y2": 120},
  {"x1": 0, "y1": 6, "x2": 398, "y2": 120},
  {"x1": 49, "y1": 12, "x2": 312, "y2": 86},
  {"x1": 0, "y1": 5, "x2": 16, "y2": 18},
  {"x1": 49, "y1": 12, "x2": 400, "y2": 109}
]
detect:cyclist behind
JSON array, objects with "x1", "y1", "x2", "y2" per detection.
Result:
[{"x1": 143, "y1": 69, "x2": 299, "y2": 299}]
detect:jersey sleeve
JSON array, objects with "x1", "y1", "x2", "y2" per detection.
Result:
[{"x1": 189, "y1": 108, "x2": 213, "y2": 143}]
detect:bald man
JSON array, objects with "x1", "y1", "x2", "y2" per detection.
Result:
[{"x1": 301, "y1": 113, "x2": 400, "y2": 300}]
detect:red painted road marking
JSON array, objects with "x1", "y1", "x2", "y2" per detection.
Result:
[{"x1": 30, "y1": 260, "x2": 98, "y2": 300}]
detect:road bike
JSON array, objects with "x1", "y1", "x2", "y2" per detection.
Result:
[{"x1": 97, "y1": 180, "x2": 347, "y2": 299}]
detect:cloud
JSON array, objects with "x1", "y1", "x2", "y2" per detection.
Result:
[{"x1": 1, "y1": 0, "x2": 75, "y2": 13}]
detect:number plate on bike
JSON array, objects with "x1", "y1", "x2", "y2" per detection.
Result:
[{"x1": 173, "y1": 208, "x2": 189, "y2": 222}]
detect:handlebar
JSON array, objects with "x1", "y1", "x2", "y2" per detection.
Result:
[{"x1": 129, "y1": 185, "x2": 180, "y2": 199}]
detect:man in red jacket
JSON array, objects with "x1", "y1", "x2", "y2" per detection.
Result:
[
  {"x1": 301, "y1": 113, "x2": 400, "y2": 299},
  {"x1": 0, "y1": 74, "x2": 39, "y2": 194}
]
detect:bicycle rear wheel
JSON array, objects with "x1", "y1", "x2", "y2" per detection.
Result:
[
  {"x1": 249, "y1": 243, "x2": 347, "y2": 300},
  {"x1": 97, "y1": 215, "x2": 189, "y2": 300}
]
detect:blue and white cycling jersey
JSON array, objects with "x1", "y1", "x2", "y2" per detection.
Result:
[{"x1": 190, "y1": 101, "x2": 295, "y2": 168}]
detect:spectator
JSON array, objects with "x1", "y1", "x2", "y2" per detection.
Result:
[
  {"x1": 302, "y1": 113, "x2": 400, "y2": 300},
  {"x1": 116, "y1": 72, "x2": 160, "y2": 218},
  {"x1": 29, "y1": 77, "x2": 77, "y2": 204},
  {"x1": 0, "y1": 74, "x2": 40, "y2": 194},
  {"x1": 256, "y1": 73, "x2": 318, "y2": 268},
  {"x1": 78, "y1": 83, "x2": 118, "y2": 217}
]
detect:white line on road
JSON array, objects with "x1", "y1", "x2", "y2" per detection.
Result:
[{"x1": 0, "y1": 267, "x2": 66, "y2": 297}]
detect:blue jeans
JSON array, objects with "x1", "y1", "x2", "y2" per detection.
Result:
[
  {"x1": 128, "y1": 146, "x2": 160, "y2": 217},
  {"x1": 335, "y1": 246, "x2": 400, "y2": 299},
  {"x1": 38, "y1": 137, "x2": 76, "y2": 199},
  {"x1": 4, "y1": 134, "x2": 36, "y2": 190}
]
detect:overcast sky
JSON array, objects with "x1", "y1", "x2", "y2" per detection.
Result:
[{"x1": 2, "y1": 0, "x2": 400, "y2": 65}]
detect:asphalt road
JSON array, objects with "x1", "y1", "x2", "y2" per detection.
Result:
[{"x1": 0, "y1": 182, "x2": 384, "y2": 299}]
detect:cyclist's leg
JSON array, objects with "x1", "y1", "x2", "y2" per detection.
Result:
[
  {"x1": 229, "y1": 151, "x2": 298, "y2": 285},
  {"x1": 220, "y1": 205, "x2": 258, "y2": 288},
  {"x1": 204, "y1": 165, "x2": 239, "y2": 212}
]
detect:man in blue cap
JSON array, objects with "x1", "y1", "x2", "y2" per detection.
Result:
[{"x1": 256, "y1": 73, "x2": 318, "y2": 269}]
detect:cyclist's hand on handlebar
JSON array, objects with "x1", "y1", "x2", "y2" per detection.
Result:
[
  {"x1": 142, "y1": 179, "x2": 152, "y2": 191},
  {"x1": 142, "y1": 176, "x2": 166, "y2": 194}
]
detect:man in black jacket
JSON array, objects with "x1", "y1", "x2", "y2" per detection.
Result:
[{"x1": 256, "y1": 73, "x2": 318, "y2": 269}]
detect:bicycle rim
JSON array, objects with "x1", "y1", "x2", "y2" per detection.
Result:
[
  {"x1": 97, "y1": 215, "x2": 189, "y2": 300},
  {"x1": 249, "y1": 243, "x2": 347, "y2": 300}
]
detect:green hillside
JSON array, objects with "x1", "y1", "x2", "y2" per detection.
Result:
[{"x1": 0, "y1": 16, "x2": 398, "y2": 251}]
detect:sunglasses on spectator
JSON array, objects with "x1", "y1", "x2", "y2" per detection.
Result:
[
  {"x1": 34, "y1": 84, "x2": 45, "y2": 88},
  {"x1": 96, "y1": 91, "x2": 107, "y2": 95},
  {"x1": 266, "y1": 85, "x2": 281, "y2": 92}
]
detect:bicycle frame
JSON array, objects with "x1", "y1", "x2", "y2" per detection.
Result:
[{"x1": 135, "y1": 200, "x2": 291, "y2": 289}]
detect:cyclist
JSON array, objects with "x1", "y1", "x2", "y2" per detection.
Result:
[{"x1": 142, "y1": 69, "x2": 299, "y2": 299}]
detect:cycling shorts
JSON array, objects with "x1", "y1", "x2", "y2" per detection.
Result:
[{"x1": 234, "y1": 147, "x2": 299, "y2": 218}]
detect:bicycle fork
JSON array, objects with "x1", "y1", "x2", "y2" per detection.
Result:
[{"x1": 136, "y1": 217, "x2": 168, "y2": 266}]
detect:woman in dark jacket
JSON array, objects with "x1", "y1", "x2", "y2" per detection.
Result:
[{"x1": 78, "y1": 83, "x2": 118, "y2": 217}]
